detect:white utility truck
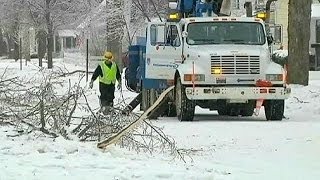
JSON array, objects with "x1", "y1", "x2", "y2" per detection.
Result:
[{"x1": 142, "y1": 0, "x2": 290, "y2": 121}]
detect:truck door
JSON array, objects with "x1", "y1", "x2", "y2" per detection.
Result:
[{"x1": 146, "y1": 22, "x2": 182, "y2": 80}]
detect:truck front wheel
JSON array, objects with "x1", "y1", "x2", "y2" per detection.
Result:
[
  {"x1": 264, "y1": 100, "x2": 285, "y2": 121},
  {"x1": 175, "y1": 76, "x2": 195, "y2": 121},
  {"x1": 240, "y1": 101, "x2": 255, "y2": 117},
  {"x1": 218, "y1": 109, "x2": 229, "y2": 116}
]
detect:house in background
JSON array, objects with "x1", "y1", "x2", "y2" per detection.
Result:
[
  {"x1": 56, "y1": 30, "x2": 78, "y2": 50},
  {"x1": 268, "y1": 0, "x2": 320, "y2": 70},
  {"x1": 271, "y1": 0, "x2": 320, "y2": 50},
  {"x1": 54, "y1": 29, "x2": 79, "y2": 57},
  {"x1": 273, "y1": 0, "x2": 288, "y2": 49},
  {"x1": 15, "y1": 28, "x2": 79, "y2": 59},
  {"x1": 231, "y1": 0, "x2": 248, "y2": 16},
  {"x1": 310, "y1": 3, "x2": 320, "y2": 70},
  {"x1": 310, "y1": 3, "x2": 320, "y2": 54}
]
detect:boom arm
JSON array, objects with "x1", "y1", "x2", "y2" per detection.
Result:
[{"x1": 169, "y1": 0, "x2": 231, "y2": 17}]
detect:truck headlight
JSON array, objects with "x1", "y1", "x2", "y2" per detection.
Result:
[
  {"x1": 266, "y1": 74, "x2": 283, "y2": 81},
  {"x1": 211, "y1": 67, "x2": 222, "y2": 74},
  {"x1": 184, "y1": 74, "x2": 205, "y2": 81}
]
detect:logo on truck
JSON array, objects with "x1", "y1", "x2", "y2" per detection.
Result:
[{"x1": 152, "y1": 63, "x2": 179, "y2": 69}]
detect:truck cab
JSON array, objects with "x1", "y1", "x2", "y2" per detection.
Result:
[{"x1": 145, "y1": 15, "x2": 290, "y2": 121}]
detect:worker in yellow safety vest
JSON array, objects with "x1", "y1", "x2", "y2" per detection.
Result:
[{"x1": 89, "y1": 51, "x2": 121, "y2": 112}]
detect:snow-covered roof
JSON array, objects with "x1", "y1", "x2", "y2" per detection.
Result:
[
  {"x1": 57, "y1": 30, "x2": 79, "y2": 37},
  {"x1": 312, "y1": 4, "x2": 320, "y2": 17}
]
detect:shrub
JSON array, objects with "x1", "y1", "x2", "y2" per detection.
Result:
[{"x1": 271, "y1": 50, "x2": 288, "y2": 67}]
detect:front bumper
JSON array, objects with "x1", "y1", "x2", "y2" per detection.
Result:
[{"x1": 185, "y1": 86, "x2": 291, "y2": 100}]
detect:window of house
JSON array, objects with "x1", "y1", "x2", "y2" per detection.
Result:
[
  {"x1": 233, "y1": 0, "x2": 240, "y2": 9},
  {"x1": 316, "y1": 20, "x2": 320, "y2": 43}
]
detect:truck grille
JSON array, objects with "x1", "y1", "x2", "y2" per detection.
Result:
[{"x1": 211, "y1": 55, "x2": 260, "y2": 74}]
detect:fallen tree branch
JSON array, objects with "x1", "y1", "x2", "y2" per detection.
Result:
[
  {"x1": 97, "y1": 86, "x2": 174, "y2": 148},
  {"x1": 293, "y1": 96, "x2": 309, "y2": 103},
  {"x1": 58, "y1": 70, "x2": 94, "y2": 77}
]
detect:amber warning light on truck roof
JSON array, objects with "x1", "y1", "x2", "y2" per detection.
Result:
[
  {"x1": 168, "y1": 13, "x2": 180, "y2": 21},
  {"x1": 256, "y1": 12, "x2": 267, "y2": 21}
]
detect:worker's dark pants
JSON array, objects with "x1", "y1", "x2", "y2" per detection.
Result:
[{"x1": 99, "y1": 82, "x2": 115, "y2": 107}]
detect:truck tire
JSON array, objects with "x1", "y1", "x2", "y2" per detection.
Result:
[
  {"x1": 264, "y1": 100, "x2": 285, "y2": 121},
  {"x1": 228, "y1": 108, "x2": 239, "y2": 116},
  {"x1": 218, "y1": 109, "x2": 228, "y2": 116},
  {"x1": 175, "y1": 76, "x2": 195, "y2": 121},
  {"x1": 240, "y1": 101, "x2": 255, "y2": 117},
  {"x1": 241, "y1": 108, "x2": 254, "y2": 116}
]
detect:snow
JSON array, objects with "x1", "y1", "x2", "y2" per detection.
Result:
[
  {"x1": 1, "y1": 53, "x2": 320, "y2": 180},
  {"x1": 272, "y1": 50, "x2": 288, "y2": 58},
  {"x1": 57, "y1": 30, "x2": 79, "y2": 37}
]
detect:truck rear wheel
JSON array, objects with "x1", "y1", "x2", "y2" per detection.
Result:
[
  {"x1": 175, "y1": 77, "x2": 195, "y2": 121},
  {"x1": 264, "y1": 100, "x2": 284, "y2": 121}
]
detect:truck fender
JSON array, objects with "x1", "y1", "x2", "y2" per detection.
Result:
[
  {"x1": 174, "y1": 70, "x2": 181, "y2": 86},
  {"x1": 265, "y1": 62, "x2": 285, "y2": 74},
  {"x1": 174, "y1": 63, "x2": 207, "y2": 84}
]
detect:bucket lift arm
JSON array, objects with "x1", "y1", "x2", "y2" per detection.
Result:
[{"x1": 169, "y1": 0, "x2": 231, "y2": 17}]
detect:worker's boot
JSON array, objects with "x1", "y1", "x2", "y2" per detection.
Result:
[
  {"x1": 101, "y1": 102, "x2": 113, "y2": 115},
  {"x1": 101, "y1": 106, "x2": 110, "y2": 115}
]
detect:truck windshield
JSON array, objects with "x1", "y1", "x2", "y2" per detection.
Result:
[{"x1": 187, "y1": 22, "x2": 266, "y2": 45}]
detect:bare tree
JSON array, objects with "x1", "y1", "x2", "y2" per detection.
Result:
[
  {"x1": 288, "y1": 0, "x2": 312, "y2": 85},
  {"x1": 0, "y1": 26, "x2": 7, "y2": 56},
  {"x1": 0, "y1": 67, "x2": 189, "y2": 161},
  {"x1": 20, "y1": 0, "x2": 93, "y2": 68},
  {"x1": 0, "y1": 1, "x2": 23, "y2": 60},
  {"x1": 121, "y1": 0, "x2": 168, "y2": 48},
  {"x1": 105, "y1": 0, "x2": 126, "y2": 70}
]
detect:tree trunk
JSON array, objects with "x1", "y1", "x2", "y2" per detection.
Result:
[
  {"x1": 288, "y1": 0, "x2": 312, "y2": 85},
  {"x1": 37, "y1": 30, "x2": 47, "y2": 67},
  {"x1": 47, "y1": 29, "x2": 54, "y2": 68},
  {"x1": 11, "y1": 18, "x2": 20, "y2": 61},
  {"x1": 108, "y1": 40, "x2": 122, "y2": 70},
  {"x1": 7, "y1": 35, "x2": 13, "y2": 59},
  {"x1": 46, "y1": 0, "x2": 53, "y2": 69},
  {"x1": 0, "y1": 28, "x2": 5, "y2": 56},
  {"x1": 106, "y1": 0, "x2": 124, "y2": 72},
  {"x1": 22, "y1": 28, "x2": 31, "y2": 62}
]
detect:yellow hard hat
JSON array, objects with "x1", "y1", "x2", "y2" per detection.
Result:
[{"x1": 103, "y1": 51, "x2": 113, "y2": 60}]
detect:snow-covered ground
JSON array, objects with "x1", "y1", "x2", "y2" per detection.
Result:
[{"x1": 1, "y1": 54, "x2": 320, "y2": 180}]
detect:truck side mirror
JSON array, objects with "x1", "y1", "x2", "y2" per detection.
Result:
[
  {"x1": 182, "y1": 31, "x2": 188, "y2": 38},
  {"x1": 267, "y1": 35, "x2": 274, "y2": 45}
]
